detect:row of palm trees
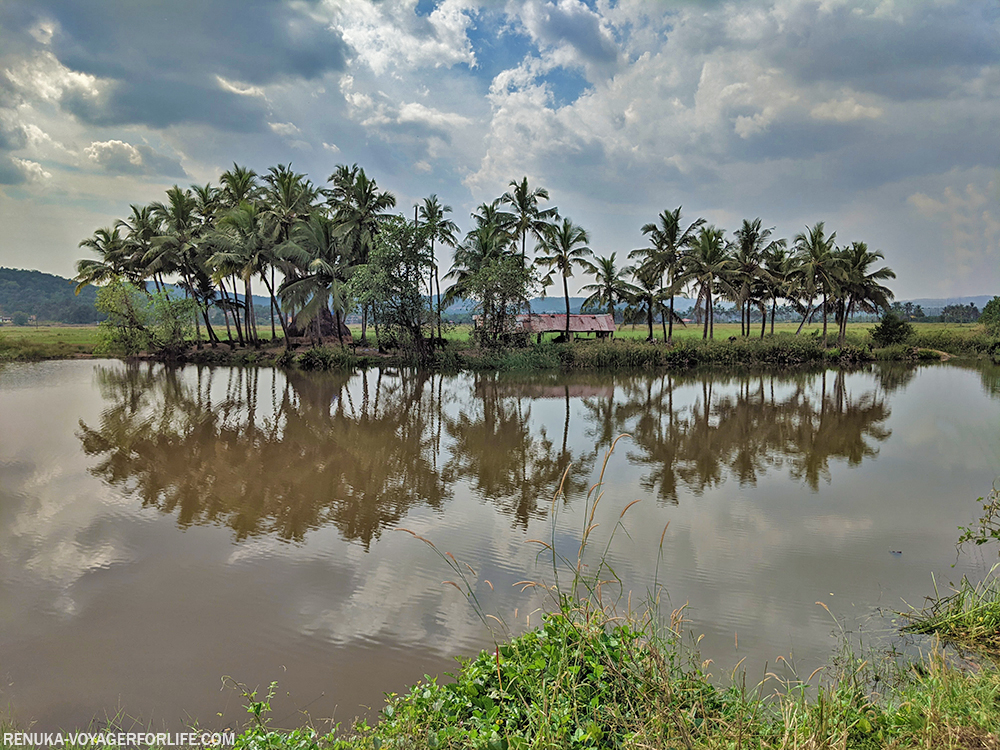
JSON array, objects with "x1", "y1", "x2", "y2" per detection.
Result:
[
  {"x1": 580, "y1": 212, "x2": 896, "y2": 347},
  {"x1": 76, "y1": 163, "x2": 895, "y2": 350}
]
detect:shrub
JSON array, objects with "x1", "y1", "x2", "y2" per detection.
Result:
[
  {"x1": 871, "y1": 311, "x2": 914, "y2": 347},
  {"x1": 981, "y1": 296, "x2": 1000, "y2": 331}
]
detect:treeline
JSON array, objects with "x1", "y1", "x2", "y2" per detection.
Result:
[
  {"x1": 0, "y1": 267, "x2": 103, "y2": 324},
  {"x1": 75, "y1": 162, "x2": 898, "y2": 355}
]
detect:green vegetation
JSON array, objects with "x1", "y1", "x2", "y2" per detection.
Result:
[
  {"x1": 903, "y1": 565, "x2": 1000, "y2": 655},
  {"x1": 0, "y1": 267, "x2": 104, "y2": 324},
  {"x1": 870, "y1": 310, "x2": 914, "y2": 347},
  {"x1": 70, "y1": 156, "x2": 922, "y2": 366}
]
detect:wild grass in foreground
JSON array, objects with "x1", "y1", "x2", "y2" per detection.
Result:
[{"x1": 903, "y1": 563, "x2": 1000, "y2": 655}]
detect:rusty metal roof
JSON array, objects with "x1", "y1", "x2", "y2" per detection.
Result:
[{"x1": 517, "y1": 313, "x2": 616, "y2": 333}]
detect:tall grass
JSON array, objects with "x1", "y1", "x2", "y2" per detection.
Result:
[{"x1": 903, "y1": 564, "x2": 1000, "y2": 654}]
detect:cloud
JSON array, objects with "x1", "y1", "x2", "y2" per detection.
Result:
[
  {"x1": 84, "y1": 139, "x2": 186, "y2": 177},
  {"x1": 810, "y1": 96, "x2": 883, "y2": 122},
  {"x1": 908, "y1": 178, "x2": 1000, "y2": 286},
  {"x1": 515, "y1": 0, "x2": 619, "y2": 70},
  {"x1": 334, "y1": 0, "x2": 477, "y2": 75}
]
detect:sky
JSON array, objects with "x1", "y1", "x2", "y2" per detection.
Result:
[{"x1": 0, "y1": 0, "x2": 998, "y2": 299}]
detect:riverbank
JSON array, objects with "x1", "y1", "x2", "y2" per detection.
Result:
[{"x1": 3, "y1": 322, "x2": 997, "y2": 370}]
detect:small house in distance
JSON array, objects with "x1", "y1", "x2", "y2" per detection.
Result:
[{"x1": 518, "y1": 313, "x2": 616, "y2": 342}]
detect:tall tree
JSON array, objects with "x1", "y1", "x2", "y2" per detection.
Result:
[
  {"x1": 535, "y1": 218, "x2": 593, "y2": 340},
  {"x1": 632, "y1": 207, "x2": 704, "y2": 342},
  {"x1": 793, "y1": 222, "x2": 841, "y2": 346},
  {"x1": 579, "y1": 253, "x2": 637, "y2": 322},
  {"x1": 151, "y1": 186, "x2": 219, "y2": 346},
  {"x1": 835, "y1": 241, "x2": 895, "y2": 346},
  {"x1": 682, "y1": 226, "x2": 733, "y2": 340},
  {"x1": 731, "y1": 219, "x2": 784, "y2": 338},
  {"x1": 500, "y1": 177, "x2": 559, "y2": 266},
  {"x1": 327, "y1": 165, "x2": 396, "y2": 344},
  {"x1": 418, "y1": 195, "x2": 459, "y2": 340}
]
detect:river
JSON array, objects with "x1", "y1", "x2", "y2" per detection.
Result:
[{"x1": 1, "y1": 359, "x2": 998, "y2": 730}]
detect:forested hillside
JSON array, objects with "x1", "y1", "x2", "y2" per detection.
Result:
[{"x1": 0, "y1": 268, "x2": 103, "y2": 323}]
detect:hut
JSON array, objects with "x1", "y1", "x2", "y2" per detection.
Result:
[
  {"x1": 517, "y1": 313, "x2": 616, "y2": 342},
  {"x1": 287, "y1": 308, "x2": 352, "y2": 345}
]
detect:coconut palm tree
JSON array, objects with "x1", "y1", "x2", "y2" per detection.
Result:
[
  {"x1": 762, "y1": 244, "x2": 798, "y2": 335},
  {"x1": 75, "y1": 226, "x2": 130, "y2": 293},
  {"x1": 631, "y1": 264, "x2": 664, "y2": 342},
  {"x1": 835, "y1": 241, "x2": 895, "y2": 346},
  {"x1": 279, "y1": 213, "x2": 351, "y2": 348},
  {"x1": 500, "y1": 176, "x2": 559, "y2": 266},
  {"x1": 682, "y1": 226, "x2": 733, "y2": 340},
  {"x1": 579, "y1": 253, "x2": 637, "y2": 323},
  {"x1": 793, "y1": 222, "x2": 842, "y2": 346},
  {"x1": 208, "y1": 201, "x2": 281, "y2": 347},
  {"x1": 116, "y1": 204, "x2": 164, "y2": 291},
  {"x1": 327, "y1": 165, "x2": 396, "y2": 343},
  {"x1": 262, "y1": 164, "x2": 318, "y2": 339},
  {"x1": 418, "y1": 195, "x2": 459, "y2": 340},
  {"x1": 151, "y1": 186, "x2": 220, "y2": 345},
  {"x1": 731, "y1": 219, "x2": 784, "y2": 337},
  {"x1": 535, "y1": 218, "x2": 593, "y2": 340},
  {"x1": 631, "y1": 207, "x2": 704, "y2": 343}
]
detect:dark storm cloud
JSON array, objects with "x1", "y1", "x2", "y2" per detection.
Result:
[{"x1": 0, "y1": 0, "x2": 349, "y2": 129}]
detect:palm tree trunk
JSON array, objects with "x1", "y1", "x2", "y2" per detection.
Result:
[
  {"x1": 822, "y1": 290, "x2": 828, "y2": 347},
  {"x1": 770, "y1": 298, "x2": 776, "y2": 335},
  {"x1": 260, "y1": 273, "x2": 292, "y2": 349},
  {"x1": 702, "y1": 286, "x2": 709, "y2": 340},
  {"x1": 270, "y1": 267, "x2": 277, "y2": 341},
  {"x1": 668, "y1": 294, "x2": 675, "y2": 343},
  {"x1": 435, "y1": 266, "x2": 443, "y2": 341},
  {"x1": 647, "y1": 294, "x2": 654, "y2": 341},
  {"x1": 335, "y1": 308, "x2": 345, "y2": 351},
  {"x1": 563, "y1": 273, "x2": 571, "y2": 341},
  {"x1": 795, "y1": 300, "x2": 814, "y2": 335},
  {"x1": 760, "y1": 303, "x2": 766, "y2": 339},
  {"x1": 709, "y1": 287, "x2": 714, "y2": 339}
]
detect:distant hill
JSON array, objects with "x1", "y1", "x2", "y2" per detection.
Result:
[{"x1": 0, "y1": 268, "x2": 104, "y2": 324}]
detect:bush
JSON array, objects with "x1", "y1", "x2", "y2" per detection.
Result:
[
  {"x1": 981, "y1": 296, "x2": 1000, "y2": 330},
  {"x1": 871, "y1": 311, "x2": 914, "y2": 347},
  {"x1": 12, "y1": 311, "x2": 29, "y2": 326}
]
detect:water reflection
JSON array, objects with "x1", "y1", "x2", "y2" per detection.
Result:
[{"x1": 77, "y1": 363, "x2": 909, "y2": 545}]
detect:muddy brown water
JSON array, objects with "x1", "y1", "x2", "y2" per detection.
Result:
[{"x1": 1, "y1": 359, "x2": 998, "y2": 731}]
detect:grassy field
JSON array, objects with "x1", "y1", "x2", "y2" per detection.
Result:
[{"x1": 3, "y1": 320, "x2": 994, "y2": 365}]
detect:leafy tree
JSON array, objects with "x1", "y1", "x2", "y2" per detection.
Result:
[
  {"x1": 12, "y1": 311, "x2": 28, "y2": 326},
  {"x1": 731, "y1": 218, "x2": 784, "y2": 338},
  {"x1": 536, "y1": 218, "x2": 593, "y2": 340},
  {"x1": 981, "y1": 296, "x2": 1000, "y2": 330},
  {"x1": 350, "y1": 216, "x2": 431, "y2": 356},
  {"x1": 94, "y1": 277, "x2": 196, "y2": 356},
  {"x1": 871, "y1": 310, "x2": 913, "y2": 347}
]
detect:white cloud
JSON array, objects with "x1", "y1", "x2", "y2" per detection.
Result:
[
  {"x1": 215, "y1": 75, "x2": 268, "y2": 100},
  {"x1": 322, "y1": 142, "x2": 341, "y2": 153},
  {"x1": 811, "y1": 97, "x2": 884, "y2": 122},
  {"x1": 333, "y1": 0, "x2": 476, "y2": 75},
  {"x1": 397, "y1": 101, "x2": 472, "y2": 129},
  {"x1": 86, "y1": 139, "x2": 143, "y2": 168},
  {"x1": 269, "y1": 121, "x2": 303, "y2": 137},
  {"x1": 4, "y1": 51, "x2": 103, "y2": 104},
  {"x1": 12, "y1": 157, "x2": 51, "y2": 182}
]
